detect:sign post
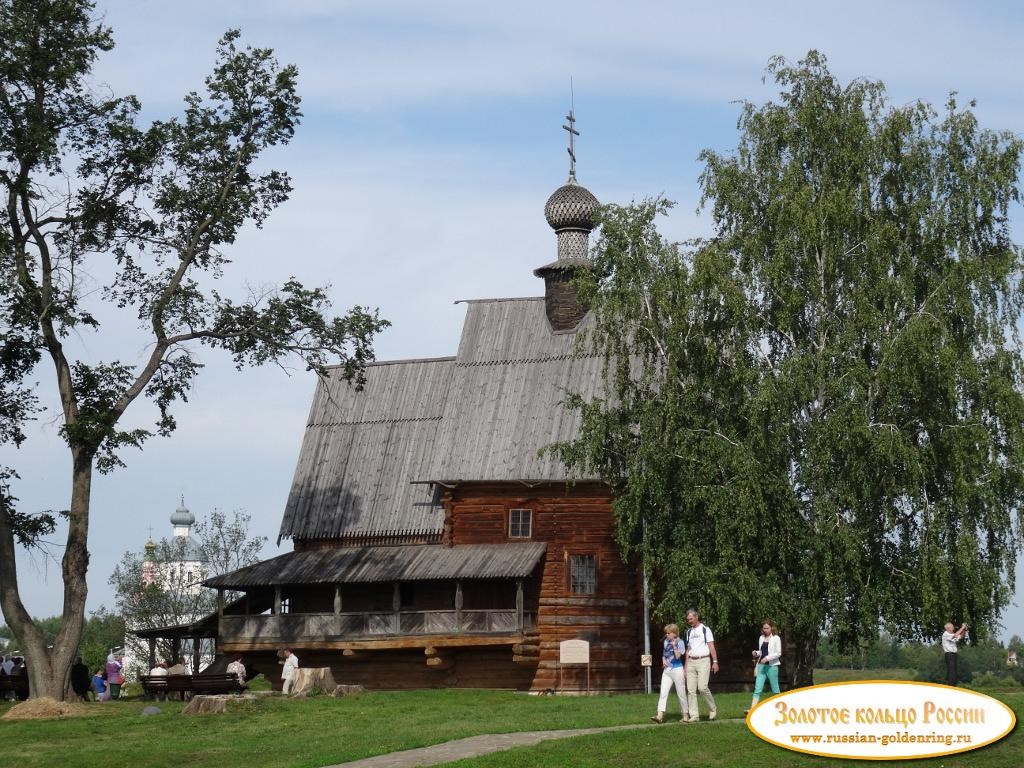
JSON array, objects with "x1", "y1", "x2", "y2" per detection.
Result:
[{"x1": 558, "y1": 639, "x2": 591, "y2": 693}]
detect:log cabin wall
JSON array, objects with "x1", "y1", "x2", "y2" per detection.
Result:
[
  {"x1": 241, "y1": 648, "x2": 537, "y2": 691},
  {"x1": 446, "y1": 481, "x2": 643, "y2": 692}
]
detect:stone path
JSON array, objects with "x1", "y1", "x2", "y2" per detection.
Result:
[{"x1": 323, "y1": 720, "x2": 740, "y2": 768}]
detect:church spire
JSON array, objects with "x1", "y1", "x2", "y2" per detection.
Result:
[{"x1": 534, "y1": 104, "x2": 599, "y2": 331}]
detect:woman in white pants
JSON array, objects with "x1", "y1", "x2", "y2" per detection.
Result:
[{"x1": 650, "y1": 623, "x2": 688, "y2": 723}]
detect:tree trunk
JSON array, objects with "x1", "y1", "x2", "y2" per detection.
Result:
[
  {"x1": 0, "y1": 452, "x2": 92, "y2": 701},
  {"x1": 183, "y1": 695, "x2": 228, "y2": 715},
  {"x1": 790, "y1": 628, "x2": 818, "y2": 688},
  {"x1": 287, "y1": 667, "x2": 338, "y2": 697}
]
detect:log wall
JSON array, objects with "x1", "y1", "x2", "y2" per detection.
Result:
[
  {"x1": 242, "y1": 647, "x2": 537, "y2": 691},
  {"x1": 447, "y1": 482, "x2": 643, "y2": 692}
]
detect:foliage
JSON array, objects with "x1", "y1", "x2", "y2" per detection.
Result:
[
  {"x1": 78, "y1": 607, "x2": 126, "y2": 672},
  {"x1": 550, "y1": 52, "x2": 1024, "y2": 683},
  {"x1": 109, "y1": 508, "x2": 266, "y2": 650},
  {"x1": 816, "y1": 632, "x2": 1024, "y2": 687},
  {"x1": 0, "y1": 615, "x2": 60, "y2": 650},
  {"x1": 0, "y1": 0, "x2": 386, "y2": 698},
  {"x1": 0, "y1": 607, "x2": 124, "y2": 672}
]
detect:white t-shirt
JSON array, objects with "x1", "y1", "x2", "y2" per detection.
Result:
[
  {"x1": 282, "y1": 654, "x2": 299, "y2": 679},
  {"x1": 149, "y1": 666, "x2": 168, "y2": 677},
  {"x1": 227, "y1": 660, "x2": 246, "y2": 683},
  {"x1": 686, "y1": 623, "x2": 715, "y2": 657},
  {"x1": 941, "y1": 631, "x2": 961, "y2": 653}
]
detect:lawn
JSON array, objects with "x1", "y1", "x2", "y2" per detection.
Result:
[
  {"x1": 0, "y1": 689, "x2": 1019, "y2": 768},
  {"x1": 813, "y1": 667, "x2": 915, "y2": 683},
  {"x1": 0, "y1": 689, "x2": 664, "y2": 768}
]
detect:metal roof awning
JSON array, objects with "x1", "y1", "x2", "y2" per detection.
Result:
[{"x1": 203, "y1": 542, "x2": 548, "y2": 590}]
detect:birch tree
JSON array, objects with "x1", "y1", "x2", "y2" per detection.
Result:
[{"x1": 553, "y1": 52, "x2": 1024, "y2": 685}]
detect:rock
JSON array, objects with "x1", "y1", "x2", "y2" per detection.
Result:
[
  {"x1": 141, "y1": 706, "x2": 162, "y2": 716},
  {"x1": 332, "y1": 684, "x2": 364, "y2": 697}
]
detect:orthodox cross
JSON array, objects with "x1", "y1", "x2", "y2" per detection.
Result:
[
  {"x1": 147, "y1": 526, "x2": 153, "y2": 539},
  {"x1": 563, "y1": 108, "x2": 579, "y2": 182}
]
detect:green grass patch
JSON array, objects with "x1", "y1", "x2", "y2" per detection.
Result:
[
  {"x1": 813, "y1": 668, "x2": 915, "y2": 683},
  {"x1": 448, "y1": 693, "x2": 1024, "y2": 768},
  {"x1": 0, "y1": 689, "x2": 1018, "y2": 768},
  {"x1": 0, "y1": 689, "x2": 669, "y2": 768}
]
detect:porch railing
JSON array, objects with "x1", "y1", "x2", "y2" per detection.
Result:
[{"x1": 218, "y1": 609, "x2": 535, "y2": 644}]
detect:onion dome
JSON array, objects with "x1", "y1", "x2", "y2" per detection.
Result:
[
  {"x1": 170, "y1": 496, "x2": 195, "y2": 527},
  {"x1": 544, "y1": 181, "x2": 599, "y2": 234}
]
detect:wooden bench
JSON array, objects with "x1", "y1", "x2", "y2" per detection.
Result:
[
  {"x1": 0, "y1": 675, "x2": 29, "y2": 701},
  {"x1": 140, "y1": 673, "x2": 245, "y2": 700}
]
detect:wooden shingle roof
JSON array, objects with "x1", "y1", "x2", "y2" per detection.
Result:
[
  {"x1": 278, "y1": 357, "x2": 454, "y2": 543},
  {"x1": 204, "y1": 542, "x2": 547, "y2": 588},
  {"x1": 428, "y1": 298, "x2": 604, "y2": 482},
  {"x1": 278, "y1": 298, "x2": 606, "y2": 543}
]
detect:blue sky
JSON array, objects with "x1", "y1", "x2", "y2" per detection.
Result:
[{"x1": 5, "y1": 0, "x2": 1024, "y2": 642}]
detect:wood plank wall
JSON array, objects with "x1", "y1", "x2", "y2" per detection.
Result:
[
  {"x1": 241, "y1": 648, "x2": 537, "y2": 691},
  {"x1": 446, "y1": 482, "x2": 643, "y2": 692}
]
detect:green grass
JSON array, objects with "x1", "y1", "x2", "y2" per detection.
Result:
[
  {"x1": 447, "y1": 692, "x2": 1024, "y2": 768},
  {"x1": 0, "y1": 689, "x2": 662, "y2": 768},
  {"x1": 813, "y1": 668, "x2": 915, "y2": 683},
  {"x1": 0, "y1": 689, "x2": 1019, "y2": 768}
]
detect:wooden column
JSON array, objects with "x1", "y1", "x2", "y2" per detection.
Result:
[
  {"x1": 455, "y1": 580, "x2": 463, "y2": 632},
  {"x1": 334, "y1": 585, "x2": 342, "y2": 634},
  {"x1": 392, "y1": 582, "x2": 401, "y2": 634},
  {"x1": 192, "y1": 638, "x2": 202, "y2": 674},
  {"x1": 171, "y1": 638, "x2": 181, "y2": 665},
  {"x1": 217, "y1": 588, "x2": 225, "y2": 617},
  {"x1": 516, "y1": 579, "x2": 524, "y2": 631},
  {"x1": 274, "y1": 587, "x2": 282, "y2": 615},
  {"x1": 148, "y1": 638, "x2": 156, "y2": 669}
]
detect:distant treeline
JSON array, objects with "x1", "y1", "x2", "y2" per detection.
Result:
[
  {"x1": 0, "y1": 609, "x2": 125, "y2": 674},
  {"x1": 817, "y1": 634, "x2": 1024, "y2": 687}
]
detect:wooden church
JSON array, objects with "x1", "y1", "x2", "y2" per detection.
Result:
[{"x1": 201, "y1": 120, "x2": 646, "y2": 692}]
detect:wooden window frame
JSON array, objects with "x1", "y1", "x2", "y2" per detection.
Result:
[
  {"x1": 568, "y1": 552, "x2": 598, "y2": 595},
  {"x1": 508, "y1": 508, "x2": 533, "y2": 539}
]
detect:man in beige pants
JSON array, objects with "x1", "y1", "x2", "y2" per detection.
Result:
[{"x1": 683, "y1": 609, "x2": 718, "y2": 721}]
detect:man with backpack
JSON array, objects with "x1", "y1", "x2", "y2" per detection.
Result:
[{"x1": 683, "y1": 609, "x2": 718, "y2": 721}]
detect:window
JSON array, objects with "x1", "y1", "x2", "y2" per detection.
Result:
[
  {"x1": 280, "y1": 597, "x2": 291, "y2": 615},
  {"x1": 509, "y1": 509, "x2": 532, "y2": 538},
  {"x1": 400, "y1": 583, "x2": 416, "y2": 609},
  {"x1": 570, "y1": 555, "x2": 596, "y2": 595}
]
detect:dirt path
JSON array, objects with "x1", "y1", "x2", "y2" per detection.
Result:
[
  {"x1": 321, "y1": 723, "x2": 651, "y2": 768},
  {"x1": 323, "y1": 720, "x2": 740, "y2": 768}
]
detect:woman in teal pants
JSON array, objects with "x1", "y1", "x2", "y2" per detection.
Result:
[{"x1": 748, "y1": 619, "x2": 782, "y2": 712}]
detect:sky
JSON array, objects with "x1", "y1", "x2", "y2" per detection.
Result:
[{"x1": 4, "y1": 0, "x2": 1024, "y2": 642}]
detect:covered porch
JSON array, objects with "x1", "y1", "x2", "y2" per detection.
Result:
[{"x1": 204, "y1": 542, "x2": 545, "y2": 651}]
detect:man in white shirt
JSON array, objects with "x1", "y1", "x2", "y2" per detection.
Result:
[
  {"x1": 226, "y1": 655, "x2": 247, "y2": 687},
  {"x1": 683, "y1": 609, "x2": 718, "y2": 722},
  {"x1": 281, "y1": 649, "x2": 299, "y2": 694},
  {"x1": 147, "y1": 660, "x2": 168, "y2": 701},
  {"x1": 941, "y1": 622, "x2": 968, "y2": 686}
]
